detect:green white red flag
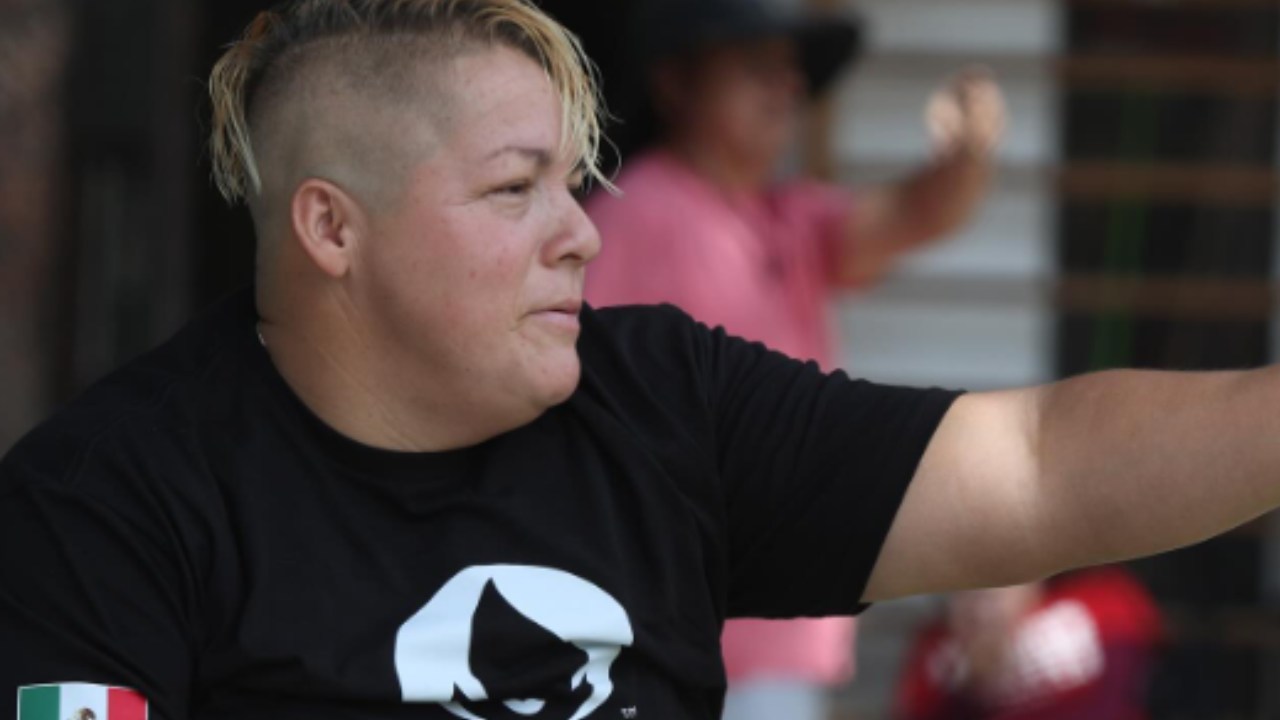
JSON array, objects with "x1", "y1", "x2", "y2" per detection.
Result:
[{"x1": 17, "y1": 683, "x2": 147, "y2": 720}]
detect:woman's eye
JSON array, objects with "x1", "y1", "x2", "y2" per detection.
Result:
[{"x1": 495, "y1": 180, "x2": 533, "y2": 196}]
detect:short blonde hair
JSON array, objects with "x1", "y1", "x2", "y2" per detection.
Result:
[{"x1": 208, "y1": 0, "x2": 608, "y2": 205}]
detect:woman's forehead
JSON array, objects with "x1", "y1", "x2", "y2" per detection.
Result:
[{"x1": 434, "y1": 48, "x2": 569, "y2": 167}]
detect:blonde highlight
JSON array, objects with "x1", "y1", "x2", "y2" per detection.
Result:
[{"x1": 207, "y1": 0, "x2": 612, "y2": 206}]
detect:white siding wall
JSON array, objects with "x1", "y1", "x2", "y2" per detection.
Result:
[
  {"x1": 830, "y1": 0, "x2": 1061, "y2": 392},
  {"x1": 821, "y1": 1, "x2": 1063, "y2": 714}
]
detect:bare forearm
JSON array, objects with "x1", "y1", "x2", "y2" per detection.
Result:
[
  {"x1": 896, "y1": 148, "x2": 993, "y2": 243},
  {"x1": 840, "y1": 150, "x2": 992, "y2": 286},
  {"x1": 1032, "y1": 367, "x2": 1280, "y2": 571},
  {"x1": 890, "y1": 66, "x2": 1004, "y2": 250}
]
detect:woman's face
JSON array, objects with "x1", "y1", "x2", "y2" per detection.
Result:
[
  {"x1": 352, "y1": 45, "x2": 600, "y2": 432},
  {"x1": 674, "y1": 36, "x2": 806, "y2": 174}
]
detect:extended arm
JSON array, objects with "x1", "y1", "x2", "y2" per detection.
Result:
[
  {"x1": 834, "y1": 70, "x2": 1005, "y2": 287},
  {"x1": 864, "y1": 367, "x2": 1280, "y2": 601}
]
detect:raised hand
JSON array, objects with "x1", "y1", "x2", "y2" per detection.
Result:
[{"x1": 926, "y1": 67, "x2": 1007, "y2": 158}]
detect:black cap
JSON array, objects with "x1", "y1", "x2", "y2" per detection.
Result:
[{"x1": 632, "y1": 0, "x2": 862, "y2": 95}]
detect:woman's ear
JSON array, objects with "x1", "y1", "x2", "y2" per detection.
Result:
[{"x1": 289, "y1": 178, "x2": 365, "y2": 279}]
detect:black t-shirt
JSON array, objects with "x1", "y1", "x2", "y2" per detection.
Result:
[{"x1": 0, "y1": 289, "x2": 960, "y2": 720}]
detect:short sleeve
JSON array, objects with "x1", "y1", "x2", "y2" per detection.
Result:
[
  {"x1": 773, "y1": 180, "x2": 854, "y2": 288},
  {"x1": 700, "y1": 323, "x2": 961, "y2": 618},
  {"x1": 0, "y1": 446, "x2": 196, "y2": 720}
]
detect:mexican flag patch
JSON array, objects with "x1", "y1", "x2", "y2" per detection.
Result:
[{"x1": 17, "y1": 683, "x2": 147, "y2": 720}]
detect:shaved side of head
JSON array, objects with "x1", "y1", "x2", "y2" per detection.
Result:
[
  {"x1": 210, "y1": 0, "x2": 608, "y2": 221},
  {"x1": 245, "y1": 37, "x2": 460, "y2": 249}
]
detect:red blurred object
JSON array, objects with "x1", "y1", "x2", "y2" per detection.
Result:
[{"x1": 895, "y1": 567, "x2": 1162, "y2": 720}]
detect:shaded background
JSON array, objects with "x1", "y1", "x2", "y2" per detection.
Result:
[{"x1": 1, "y1": 0, "x2": 1278, "y2": 717}]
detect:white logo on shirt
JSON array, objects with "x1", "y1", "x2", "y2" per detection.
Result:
[{"x1": 394, "y1": 564, "x2": 634, "y2": 720}]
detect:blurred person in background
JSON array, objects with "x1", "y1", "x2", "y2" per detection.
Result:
[
  {"x1": 584, "y1": 0, "x2": 1005, "y2": 717},
  {"x1": 894, "y1": 568, "x2": 1161, "y2": 720}
]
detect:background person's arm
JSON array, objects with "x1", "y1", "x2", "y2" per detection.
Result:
[
  {"x1": 863, "y1": 367, "x2": 1280, "y2": 601},
  {"x1": 833, "y1": 69, "x2": 1005, "y2": 287}
]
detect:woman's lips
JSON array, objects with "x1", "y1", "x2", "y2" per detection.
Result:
[{"x1": 529, "y1": 302, "x2": 582, "y2": 332}]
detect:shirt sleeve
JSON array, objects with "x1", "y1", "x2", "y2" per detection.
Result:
[
  {"x1": 775, "y1": 180, "x2": 855, "y2": 289},
  {"x1": 697, "y1": 320, "x2": 962, "y2": 618},
  {"x1": 0, "y1": 441, "x2": 196, "y2": 720}
]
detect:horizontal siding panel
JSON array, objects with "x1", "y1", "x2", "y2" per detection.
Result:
[
  {"x1": 889, "y1": 187, "x2": 1055, "y2": 278},
  {"x1": 846, "y1": 0, "x2": 1062, "y2": 55},
  {"x1": 835, "y1": 298, "x2": 1052, "y2": 388}
]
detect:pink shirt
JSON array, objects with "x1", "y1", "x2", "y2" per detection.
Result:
[
  {"x1": 585, "y1": 149, "x2": 857, "y2": 685},
  {"x1": 586, "y1": 150, "x2": 849, "y2": 368}
]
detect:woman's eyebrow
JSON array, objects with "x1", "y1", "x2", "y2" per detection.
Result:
[{"x1": 483, "y1": 145, "x2": 553, "y2": 169}]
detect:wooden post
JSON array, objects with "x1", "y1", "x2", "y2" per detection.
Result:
[{"x1": 0, "y1": 0, "x2": 68, "y2": 452}]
